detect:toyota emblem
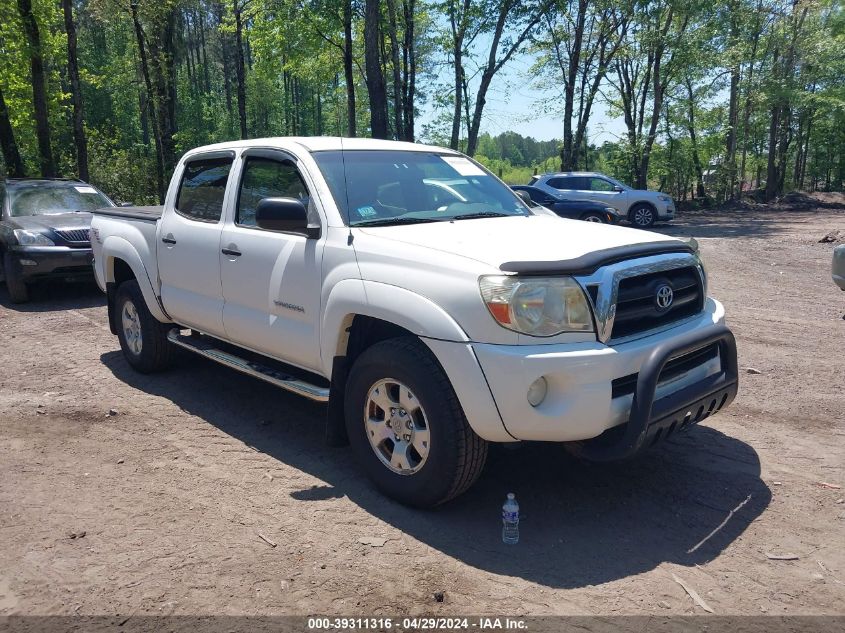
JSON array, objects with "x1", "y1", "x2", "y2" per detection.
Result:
[{"x1": 655, "y1": 284, "x2": 674, "y2": 310}]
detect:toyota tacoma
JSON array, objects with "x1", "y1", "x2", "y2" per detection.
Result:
[{"x1": 90, "y1": 137, "x2": 737, "y2": 507}]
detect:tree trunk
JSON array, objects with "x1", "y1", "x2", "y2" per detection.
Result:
[
  {"x1": 62, "y1": 0, "x2": 89, "y2": 181},
  {"x1": 466, "y1": 0, "x2": 546, "y2": 157},
  {"x1": 401, "y1": 0, "x2": 416, "y2": 141},
  {"x1": 450, "y1": 47, "x2": 463, "y2": 149},
  {"x1": 233, "y1": 0, "x2": 248, "y2": 139},
  {"x1": 559, "y1": 0, "x2": 588, "y2": 171},
  {"x1": 17, "y1": 0, "x2": 55, "y2": 177},
  {"x1": 130, "y1": 0, "x2": 165, "y2": 201},
  {"x1": 342, "y1": 0, "x2": 356, "y2": 136},
  {"x1": 685, "y1": 79, "x2": 705, "y2": 198},
  {"x1": 148, "y1": 10, "x2": 177, "y2": 174},
  {"x1": 364, "y1": 0, "x2": 388, "y2": 139},
  {"x1": 215, "y1": 2, "x2": 234, "y2": 134},
  {"x1": 765, "y1": 104, "x2": 781, "y2": 201},
  {"x1": 385, "y1": 0, "x2": 403, "y2": 140},
  {"x1": 0, "y1": 86, "x2": 25, "y2": 177}
]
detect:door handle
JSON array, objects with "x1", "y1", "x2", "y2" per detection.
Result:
[
  {"x1": 161, "y1": 234, "x2": 177, "y2": 245},
  {"x1": 221, "y1": 247, "x2": 242, "y2": 257}
]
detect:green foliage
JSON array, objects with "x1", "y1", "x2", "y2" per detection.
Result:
[{"x1": 0, "y1": 0, "x2": 843, "y2": 202}]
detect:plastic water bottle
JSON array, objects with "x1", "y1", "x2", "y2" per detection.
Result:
[{"x1": 502, "y1": 493, "x2": 519, "y2": 544}]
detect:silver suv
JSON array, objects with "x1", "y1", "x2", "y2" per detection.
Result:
[{"x1": 530, "y1": 172, "x2": 675, "y2": 228}]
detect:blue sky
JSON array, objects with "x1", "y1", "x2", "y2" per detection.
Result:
[{"x1": 417, "y1": 47, "x2": 630, "y2": 145}]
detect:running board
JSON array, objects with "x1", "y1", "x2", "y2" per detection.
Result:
[{"x1": 166, "y1": 330, "x2": 330, "y2": 402}]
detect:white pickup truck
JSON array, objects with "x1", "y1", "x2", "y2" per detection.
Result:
[{"x1": 91, "y1": 137, "x2": 738, "y2": 507}]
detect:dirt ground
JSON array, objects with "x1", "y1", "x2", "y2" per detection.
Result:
[{"x1": 0, "y1": 201, "x2": 843, "y2": 618}]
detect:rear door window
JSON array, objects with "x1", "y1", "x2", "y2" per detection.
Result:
[
  {"x1": 546, "y1": 177, "x2": 584, "y2": 190},
  {"x1": 176, "y1": 157, "x2": 233, "y2": 222}
]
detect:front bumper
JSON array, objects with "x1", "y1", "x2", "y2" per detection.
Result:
[
  {"x1": 657, "y1": 203, "x2": 675, "y2": 220},
  {"x1": 470, "y1": 299, "x2": 736, "y2": 452},
  {"x1": 7, "y1": 246, "x2": 94, "y2": 280}
]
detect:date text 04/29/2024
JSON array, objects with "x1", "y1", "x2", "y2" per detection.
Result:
[{"x1": 307, "y1": 617, "x2": 528, "y2": 630}]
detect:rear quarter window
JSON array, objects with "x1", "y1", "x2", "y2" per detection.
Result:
[{"x1": 176, "y1": 157, "x2": 233, "y2": 222}]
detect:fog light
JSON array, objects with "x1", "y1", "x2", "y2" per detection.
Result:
[
  {"x1": 19, "y1": 259, "x2": 37, "y2": 266},
  {"x1": 527, "y1": 376, "x2": 548, "y2": 407}
]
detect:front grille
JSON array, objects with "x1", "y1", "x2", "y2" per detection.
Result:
[
  {"x1": 54, "y1": 228, "x2": 90, "y2": 244},
  {"x1": 611, "y1": 266, "x2": 703, "y2": 340},
  {"x1": 611, "y1": 342, "x2": 719, "y2": 399}
]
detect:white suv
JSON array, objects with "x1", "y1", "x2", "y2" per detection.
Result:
[{"x1": 531, "y1": 172, "x2": 675, "y2": 228}]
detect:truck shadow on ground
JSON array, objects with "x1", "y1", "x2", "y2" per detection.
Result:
[
  {"x1": 0, "y1": 280, "x2": 104, "y2": 312},
  {"x1": 102, "y1": 349, "x2": 771, "y2": 590}
]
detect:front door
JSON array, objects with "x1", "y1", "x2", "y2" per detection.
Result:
[
  {"x1": 220, "y1": 150, "x2": 324, "y2": 372},
  {"x1": 157, "y1": 153, "x2": 234, "y2": 337},
  {"x1": 581, "y1": 176, "x2": 626, "y2": 210}
]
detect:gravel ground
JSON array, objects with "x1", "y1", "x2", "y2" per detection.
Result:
[{"x1": 0, "y1": 204, "x2": 843, "y2": 617}]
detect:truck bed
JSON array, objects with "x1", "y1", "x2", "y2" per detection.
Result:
[{"x1": 91, "y1": 205, "x2": 164, "y2": 222}]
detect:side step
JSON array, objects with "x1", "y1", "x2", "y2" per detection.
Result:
[{"x1": 166, "y1": 330, "x2": 330, "y2": 402}]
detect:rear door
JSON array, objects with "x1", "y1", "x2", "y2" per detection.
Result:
[
  {"x1": 219, "y1": 149, "x2": 325, "y2": 372},
  {"x1": 157, "y1": 152, "x2": 234, "y2": 337},
  {"x1": 545, "y1": 176, "x2": 587, "y2": 200}
]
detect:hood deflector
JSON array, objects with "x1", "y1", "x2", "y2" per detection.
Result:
[{"x1": 499, "y1": 240, "x2": 694, "y2": 276}]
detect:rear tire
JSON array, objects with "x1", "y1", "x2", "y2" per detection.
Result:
[
  {"x1": 3, "y1": 252, "x2": 29, "y2": 304},
  {"x1": 344, "y1": 337, "x2": 488, "y2": 508},
  {"x1": 115, "y1": 280, "x2": 174, "y2": 373},
  {"x1": 629, "y1": 203, "x2": 656, "y2": 228},
  {"x1": 581, "y1": 211, "x2": 607, "y2": 223}
]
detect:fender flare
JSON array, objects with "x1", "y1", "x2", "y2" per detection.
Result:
[
  {"x1": 320, "y1": 278, "x2": 469, "y2": 376},
  {"x1": 102, "y1": 235, "x2": 169, "y2": 323}
]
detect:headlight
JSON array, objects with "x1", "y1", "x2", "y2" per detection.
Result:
[
  {"x1": 479, "y1": 275, "x2": 594, "y2": 336},
  {"x1": 13, "y1": 229, "x2": 55, "y2": 246},
  {"x1": 604, "y1": 207, "x2": 617, "y2": 215},
  {"x1": 658, "y1": 195, "x2": 672, "y2": 203}
]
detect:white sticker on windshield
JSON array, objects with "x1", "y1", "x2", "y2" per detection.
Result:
[
  {"x1": 441, "y1": 156, "x2": 485, "y2": 176},
  {"x1": 75, "y1": 186, "x2": 97, "y2": 194}
]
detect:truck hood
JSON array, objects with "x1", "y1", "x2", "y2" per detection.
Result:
[
  {"x1": 6, "y1": 212, "x2": 92, "y2": 232},
  {"x1": 357, "y1": 214, "x2": 680, "y2": 271}
]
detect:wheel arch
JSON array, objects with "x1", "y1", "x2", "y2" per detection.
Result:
[
  {"x1": 102, "y1": 236, "x2": 169, "y2": 331},
  {"x1": 320, "y1": 279, "x2": 471, "y2": 447},
  {"x1": 628, "y1": 200, "x2": 657, "y2": 214}
]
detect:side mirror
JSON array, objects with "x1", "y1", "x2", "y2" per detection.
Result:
[
  {"x1": 255, "y1": 197, "x2": 320, "y2": 238},
  {"x1": 118, "y1": 202, "x2": 134, "y2": 207},
  {"x1": 613, "y1": 185, "x2": 624, "y2": 193},
  {"x1": 514, "y1": 189, "x2": 535, "y2": 206}
]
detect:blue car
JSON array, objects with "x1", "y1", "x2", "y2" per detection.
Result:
[{"x1": 511, "y1": 185, "x2": 621, "y2": 224}]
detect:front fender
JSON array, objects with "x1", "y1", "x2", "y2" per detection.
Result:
[
  {"x1": 320, "y1": 279, "x2": 469, "y2": 377},
  {"x1": 102, "y1": 235, "x2": 169, "y2": 323}
]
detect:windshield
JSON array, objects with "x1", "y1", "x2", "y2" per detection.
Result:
[
  {"x1": 9, "y1": 183, "x2": 113, "y2": 217},
  {"x1": 311, "y1": 150, "x2": 529, "y2": 226}
]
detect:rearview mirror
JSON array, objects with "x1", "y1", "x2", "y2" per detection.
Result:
[
  {"x1": 118, "y1": 202, "x2": 134, "y2": 207},
  {"x1": 613, "y1": 185, "x2": 624, "y2": 193},
  {"x1": 255, "y1": 197, "x2": 320, "y2": 238}
]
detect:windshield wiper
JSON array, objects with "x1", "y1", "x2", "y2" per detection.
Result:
[
  {"x1": 354, "y1": 217, "x2": 444, "y2": 227},
  {"x1": 451, "y1": 211, "x2": 516, "y2": 221}
]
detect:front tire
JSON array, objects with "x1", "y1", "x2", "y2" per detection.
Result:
[
  {"x1": 115, "y1": 280, "x2": 174, "y2": 373},
  {"x1": 581, "y1": 211, "x2": 607, "y2": 223},
  {"x1": 629, "y1": 203, "x2": 656, "y2": 228},
  {"x1": 3, "y1": 252, "x2": 29, "y2": 304},
  {"x1": 344, "y1": 337, "x2": 488, "y2": 508}
]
